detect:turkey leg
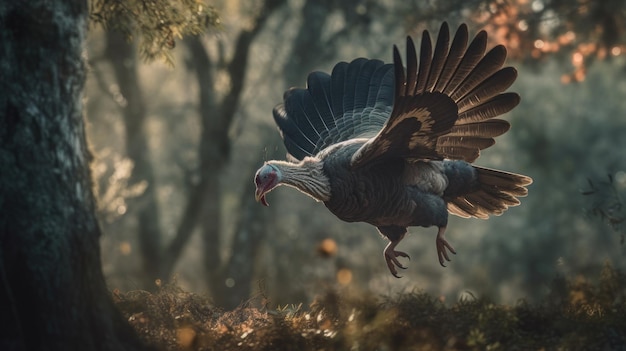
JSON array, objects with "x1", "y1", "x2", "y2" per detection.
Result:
[
  {"x1": 436, "y1": 226, "x2": 456, "y2": 267},
  {"x1": 383, "y1": 232, "x2": 410, "y2": 278}
]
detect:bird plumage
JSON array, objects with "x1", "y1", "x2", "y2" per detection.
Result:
[{"x1": 255, "y1": 22, "x2": 532, "y2": 277}]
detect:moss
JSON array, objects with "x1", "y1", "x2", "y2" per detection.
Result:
[{"x1": 114, "y1": 264, "x2": 626, "y2": 350}]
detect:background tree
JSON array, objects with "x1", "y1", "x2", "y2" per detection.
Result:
[
  {"x1": 104, "y1": 30, "x2": 164, "y2": 288},
  {"x1": 168, "y1": 0, "x2": 286, "y2": 308}
]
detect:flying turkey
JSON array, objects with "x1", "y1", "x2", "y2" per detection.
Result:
[{"x1": 254, "y1": 22, "x2": 532, "y2": 277}]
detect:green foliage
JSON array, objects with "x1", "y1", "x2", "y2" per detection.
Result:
[
  {"x1": 115, "y1": 265, "x2": 626, "y2": 350},
  {"x1": 90, "y1": 0, "x2": 220, "y2": 64}
]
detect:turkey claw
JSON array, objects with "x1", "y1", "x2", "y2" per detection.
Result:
[
  {"x1": 384, "y1": 248, "x2": 410, "y2": 278},
  {"x1": 436, "y1": 235, "x2": 456, "y2": 267}
]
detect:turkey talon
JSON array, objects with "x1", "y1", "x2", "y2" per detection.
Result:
[
  {"x1": 383, "y1": 234, "x2": 409, "y2": 278},
  {"x1": 385, "y1": 249, "x2": 409, "y2": 277},
  {"x1": 436, "y1": 226, "x2": 456, "y2": 267}
]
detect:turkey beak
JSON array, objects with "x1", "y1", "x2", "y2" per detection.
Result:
[{"x1": 255, "y1": 188, "x2": 269, "y2": 206}]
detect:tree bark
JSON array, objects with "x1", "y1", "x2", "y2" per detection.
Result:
[{"x1": 0, "y1": 1, "x2": 145, "y2": 349}]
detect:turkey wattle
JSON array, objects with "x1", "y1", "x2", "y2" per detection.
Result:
[{"x1": 254, "y1": 22, "x2": 532, "y2": 278}]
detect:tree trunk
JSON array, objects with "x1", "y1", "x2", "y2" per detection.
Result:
[
  {"x1": 0, "y1": 1, "x2": 145, "y2": 350},
  {"x1": 284, "y1": 0, "x2": 334, "y2": 84},
  {"x1": 105, "y1": 30, "x2": 164, "y2": 288},
  {"x1": 198, "y1": 0, "x2": 285, "y2": 307},
  {"x1": 220, "y1": 144, "x2": 277, "y2": 309},
  {"x1": 162, "y1": 0, "x2": 286, "y2": 307},
  {"x1": 185, "y1": 34, "x2": 228, "y2": 298}
]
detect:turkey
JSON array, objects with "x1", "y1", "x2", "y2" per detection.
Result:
[{"x1": 254, "y1": 22, "x2": 532, "y2": 277}]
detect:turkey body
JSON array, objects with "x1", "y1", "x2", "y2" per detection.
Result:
[
  {"x1": 254, "y1": 22, "x2": 532, "y2": 277},
  {"x1": 321, "y1": 141, "x2": 476, "y2": 240}
]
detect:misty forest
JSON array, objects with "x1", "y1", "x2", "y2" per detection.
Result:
[{"x1": 2, "y1": 0, "x2": 626, "y2": 350}]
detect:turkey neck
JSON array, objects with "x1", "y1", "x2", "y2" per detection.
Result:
[{"x1": 269, "y1": 159, "x2": 331, "y2": 202}]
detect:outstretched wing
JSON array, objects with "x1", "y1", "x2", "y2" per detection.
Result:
[
  {"x1": 350, "y1": 23, "x2": 519, "y2": 168},
  {"x1": 273, "y1": 59, "x2": 394, "y2": 160}
]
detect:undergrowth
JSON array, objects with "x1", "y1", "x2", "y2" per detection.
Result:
[{"x1": 113, "y1": 263, "x2": 626, "y2": 350}]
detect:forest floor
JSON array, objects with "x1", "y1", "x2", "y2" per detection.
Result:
[{"x1": 114, "y1": 263, "x2": 626, "y2": 351}]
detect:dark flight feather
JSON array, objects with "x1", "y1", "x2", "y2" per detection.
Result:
[
  {"x1": 450, "y1": 45, "x2": 508, "y2": 103},
  {"x1": 274, "y1": 58, "x2": 395, "y2": 160},
  {"x1": 342, "y1": 58, "x2": 367, "y2": 122},
  {"x1": 457, "y1": 67, "x2": 518, "y2": 113},
  {"x1": 435, "y1": 24, "x2": 469, "y2": 93},
  {"x1": 425, "y1": 22, "x2": 450, "y2": 92},
  {"x1": 437, "y1": 136, "x2": 495, "y2": 150},
  {"x1": 442, "y1": 30, "x2": 487, "y2": 96},
  {"x1": 394, "y1": 46, "x2": 406, "y2": 98},
  {"x1": 404, "y1": 37, "x2": 418, "y2": 96},
  {"x1": 307, "y1": 72, "x2": 335, "y2": 131},
  {"x1": 415, "y1": 29, "x2": 432, "y2": 95},
  {"x1": 330, "y1": 61, "x2": 348, "y2": 121},
  {"x1": 448, "y1": 119, "x2": 511, "y2": 137},
  {"x1": 457, "y1": 93, "x2": 520, "y2": 124}
]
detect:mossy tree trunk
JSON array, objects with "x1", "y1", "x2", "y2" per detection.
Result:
[{"x1": 0, "y1": 1, "x2": 145, "y2": 349}]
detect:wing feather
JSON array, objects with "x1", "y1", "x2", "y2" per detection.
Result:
[
  {"x1": 307, "y1": 72, "x2": 335, "y2": 130},
  {"x1": 437, "y1": 146, "x2": 479, "y2": 162},
  {"x1": 330, "y1": 62, "x2": 348, "y2": 120},
  {"x1": 435, "y1": 24, "x2": 469, "y2": 93},
  {"x1": 273, "y1": 23, "x2": 520, "y2": 165},
  {"x1": 273, "y1": 59, "x2": 393, "y2": 160},
  {"x1": 273, "y1": 103, "x2": 316, "y2": 159},
  {"x1": 450, "y1": 45, "x2": 507, "y2": 103},
  {"x1": 414, "y1": 30, "x2": 432, "y2": 95},
  {"x1": 457, "y1": 93, "x2": 520, "y2": 124},
  {"x1": 404, "y1": 36, "x2": 418, "y2": 96},
  {"x1": 448, "y1": 119, "x2": 511, "y2": 137},
  {"x1": 342, "y1": 58, "x2": 368, "y2": 122},
  {"x1": 425, "y1": 22, "x2": 450, "y2": 92},
  {"x1": 275, "y1": 92, "x2": 318, "y2": 145},
  {"x1": 437, "y1": 136, "x2": 495, "y2": 149},
  {"x1": 457, "y1": 67, "x2": 517, "y2": 113},
  {"x1": 350, "y1": 22, "x2": 520, "y2": 167}
]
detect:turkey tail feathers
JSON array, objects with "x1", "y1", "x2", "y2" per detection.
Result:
[
  {"x1": 427, "y1": 24, "x2": 519, "y2": 162},
  {"x1": 448, "y1": 166, "x2": 532, "y2": 219},
  {"x1": 425, "y1": 21, "x2": 450, "y2": 92},
  {"x1": 435, "y1": 24, "x2": 469, "y2": 93}
]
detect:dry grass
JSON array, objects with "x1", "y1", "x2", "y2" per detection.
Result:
[{"x1": 114, "y1": 263, "x2": 626, "y2": 350}]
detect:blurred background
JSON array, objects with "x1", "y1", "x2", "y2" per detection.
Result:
[{"x1": 86, "y1": 0, "x2": 626, "y2": 309}]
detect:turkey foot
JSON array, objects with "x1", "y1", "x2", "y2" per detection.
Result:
[
  {"x1": 383, "y1": 233, "x2": 410, "y2": 278},
  {"x1": 436, "y1": 226, "x2": 456, "y2": 267}
]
